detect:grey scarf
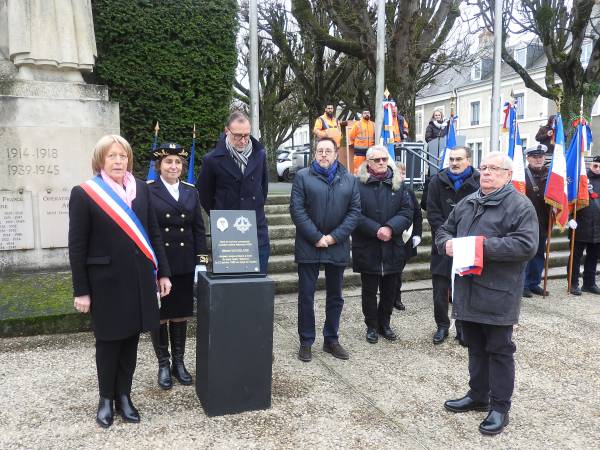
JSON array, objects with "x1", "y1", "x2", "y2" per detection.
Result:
[
  {"x1": 226, "y1": 138, "x2": 253, "y2": 173},
  {"x1": 475, "y1": 182, "x2": 514, "y2": 205}
]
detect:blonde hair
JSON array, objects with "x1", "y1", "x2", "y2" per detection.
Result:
[
  {"x1": 91, "y1": 135, "x2": 134, "y2": 174},
  {"x1": 395, "y1": 161, "x2": 406, "y2": 172}
]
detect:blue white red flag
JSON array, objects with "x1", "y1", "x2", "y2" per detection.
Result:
[
  {"x1": 565, "y1": 119, "x2": 590, "y2": 211},
  {"x1": 439, "y1": 114, "x2": 457, "y2": 169},
  {"x1": 502, "y1": 101, "x2": 526, "y2": 194},
  {"x1": 187, "y1": 124, "x2": 197, "y2": 183},
  {"x1": 544, "y1": 114, "x2": 568, "y2": 228}
]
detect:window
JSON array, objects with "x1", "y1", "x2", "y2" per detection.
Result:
[
  {"x1": 415, "y1": 110, "x2": 424, "y2": 136},
  {"x1": 581, "y1": 41, "x2": 592, "y2": 68},
  {"x1": 514, "y1": 93, "x2": 525, "y2": 119},
  {"x1": 470, "y1": 101, "x2": 481, "y2": 126},
  {"x1": 515, "y1": 47, "x2": 527, "y2": 67},
  {"x1": 468, "y1": 142, "x2": 483, "y2": 167},
  {"x1": 471, "y1": 61, "x2": 482, "y2": 81}
]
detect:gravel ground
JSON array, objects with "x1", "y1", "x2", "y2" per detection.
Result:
[{"x1": 1, "y1": 278, "x2": 599, "y2": 449}]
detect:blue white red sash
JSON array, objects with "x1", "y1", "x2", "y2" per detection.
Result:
[{"x1": 80, "y1": 175, "x2": 158, "y2": 269}]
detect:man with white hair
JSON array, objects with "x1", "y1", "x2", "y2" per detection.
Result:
[{"x1": 435, "y1": 151, "x2": 538, "y2": 435}]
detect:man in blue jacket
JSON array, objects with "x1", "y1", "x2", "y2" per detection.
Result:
[
  {"x1": 196, "y1": 111, "x2": 270, "y2": 273},
  {"x1": 290, "y1": 137, "x2": 361, "y2": 362}
]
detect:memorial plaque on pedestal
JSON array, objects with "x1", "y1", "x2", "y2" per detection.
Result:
[
  {"x1": 0, "y1": 191, "x2": 34, "y2": 250},
  {"x1": 38, "y1": 189, "x2": 70, "y2": 248},
  {"x1": 209, "y1": 210, "x2": 260, "y2": 275}
]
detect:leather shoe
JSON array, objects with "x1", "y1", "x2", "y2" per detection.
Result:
[
  {"x1": 394, "y1": 299, "x2": 406, "y2": 311},
  {"x1": 444, "y1": 395, "x2": 490, "y2": 413},
  {"x1": 378, "y1": 326, "x2": 397, "y2": 341},
  {"x1": 433, "y1": 327, "x2": 448, "y2": 345},
  {"x1": 96, "y1": 397, "x2": 114, "y2": 428},
  {"x1": 323, "y1": 341, "x2": 349, "y2": 360},
  {"x1": 298, "y1": 344, "x2": 312, "y2": 362},
  {"x1": 115, "y1": 394, "x2": 140, "y2": 423},
  {"x1": 582, "y1": 284, "x2": 600, "y2": 295},
  {"x1": 522, "y1": 288, "x2": 533, "y2": 298},
  {"x1": 479, "y1": 410, "x2": 509, "y2": 435},
  {"x1": 570, "y1": 286, "x2": 582, "y2": 296},
  {"x1": 529, "y1": 285, "x2": 549, "y2": 296},
  {"x1": 366, "y1": 328, "x2": 378, "y2": 344}
]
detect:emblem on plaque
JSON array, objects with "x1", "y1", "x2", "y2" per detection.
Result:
[
  {"x1": 216, "y1": 217, "x2": 228, "y2": 232},
  {"x1": 234, "y1": 216, "x2": 252, "y2": 233}
]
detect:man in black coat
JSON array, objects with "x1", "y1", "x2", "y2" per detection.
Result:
[
  {"x1": 568, "y1": 156, "x2": 600, "y2": 295},
  {"x1": 196, "y1": 111, "x2": 270, "y2": 273},
  {"x1": 352, "y1": 146, "x2": 413, "y2": 343},
  {"x1": 427, "y1": 146, "x2": 480, "y2": 345},
  {"x1": 290, "y1": 137, "x2": 361, "y2": 362},
  {"x1": 436, "y1": 151, "x2": 538, "y2": 435}
]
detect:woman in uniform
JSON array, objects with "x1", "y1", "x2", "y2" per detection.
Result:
[{"x1": 148, "y1": 142, "x2": 208, "y2": 390}]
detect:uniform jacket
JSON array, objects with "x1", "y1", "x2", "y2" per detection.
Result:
[
  {"x1": 196, "y1": 136, "x2": 269, "y2": 248},
  {"x1": 351, "y1": 163, "x2": 413, "y2": 275},
  {"x1": 426, "y1": 168, "x2": 480, "y2": 277},
  {"x1": 435, "y1": 183, "x2": 538, "y2": 326},
  {"x1": 69, "y1": 178, "x2": 171, "y2": 341},
  {"x1": 525, "y1": 166, "x2": 550, "y2": 235},
  {"x1": 574, "y1": 170, "x2": 600, "y2": 243},
  {"x1": 290, "y1": 163, "x2": 361, "y2": 266},
  {"x1": 148, "y1": 178, "x2": 208, "y2": 275}
]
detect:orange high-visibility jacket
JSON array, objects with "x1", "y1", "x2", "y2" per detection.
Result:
[
  {"x1": 348, "y1": 119, "x2": 375, "y2": 154},
  {"x1": 313, "y1": 115, "x2": 342, "y2": 147}
]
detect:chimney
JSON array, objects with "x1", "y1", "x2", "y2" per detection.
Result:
[{"x1": 478, "y1": 30, "x2": 494, "y2": 57}]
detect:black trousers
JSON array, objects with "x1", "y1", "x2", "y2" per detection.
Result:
[
  {"x1": 461, "y1": 321, "x2": 516, "y2": 414},
  {"x1": 569, "y1": 241, "x2": 600, "y2": 288},
  {"x1": 95, "y1": 333, "x2": 140, "y2": 399},
  {"x1": 432, "y1": 275, "x2": 451, "y2": 328},
  {"x1": 362, "y1": 273, "x2": 397, "y2": 329}
]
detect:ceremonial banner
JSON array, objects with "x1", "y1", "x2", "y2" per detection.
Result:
[{"x1": 544, "y1": 113, "x2": 569, "y2": 228}]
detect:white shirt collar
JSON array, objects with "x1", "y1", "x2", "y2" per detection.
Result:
[{"x1": 160, "y1": 175, "x2": 180, "y2": 201}]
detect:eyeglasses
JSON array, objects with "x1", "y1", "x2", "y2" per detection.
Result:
[
  {"x1": 315, "y1": 149, "x2": 335, "y2": 155},
  {"x1": 228, "y1": 131, "x2": 251, "y2": 141},
  {"x1": 479, "y1": 165, "x2": 509, "y2": 173},
  {"x1": 368, "y1": 157, "x2": 389, "y2": 163}
]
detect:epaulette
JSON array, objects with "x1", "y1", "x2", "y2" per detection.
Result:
[
  {"x1": 146, "y1": 179, "x2": 155, "y2": 184},
  {"x1": 181, "y1": 181, "x2": 195, "y2": 187}
]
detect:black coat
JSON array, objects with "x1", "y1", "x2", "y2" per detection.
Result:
[
  {"x1": 426, "y1": 168, "x2": 480, "y2": 277},
  {"x1": 404, "y1": 188, "x2": 423, "y2": 259},
  {"x1": 525, "y1": 166, "x2": 550, "y2": 235},
  {"x1": 425, "y1": 120, "x2": 447, "y2": 143},
  {"x1": 574, "y1": 171, "x2": 600, "y2": 243},
  {"x1": 196, "y1": 136, "x2": 269, "y2": 248},
  {"x1": 68, "y1": 178, "x2": 171, "y2": 341},
  {"x1": 352, "y1": 164, "x2": 413, "y2": 275},
  {"x1": 290, "y1": 163, "x2": 361, "y2": 266},
  {"x1": 148, "y1": 179, "x2": 208, "y2": 275}
]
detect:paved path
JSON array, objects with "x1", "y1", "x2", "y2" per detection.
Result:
[{"x1": 1, "y1": 279, "x2": 599, "y2": 449}]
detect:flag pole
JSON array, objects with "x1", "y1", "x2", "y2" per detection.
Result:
[{"x1": 543, "y1": 209, "x2": 553, "y2": 298}]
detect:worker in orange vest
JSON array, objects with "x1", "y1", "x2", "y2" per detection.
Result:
[
  {"x1": 348, "y1": 110, "x2": 375, "y2": 174},
  {"x1": 313, "y1": 104, "x2": 342, "y2": 148}
]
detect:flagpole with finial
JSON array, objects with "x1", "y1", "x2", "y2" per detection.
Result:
[
  {"x1": 147, "y1": 121, "x2": 160, "y2": 181},
  {"x1": 187, "y1": 124, "x2": 197, "y2": 184}
]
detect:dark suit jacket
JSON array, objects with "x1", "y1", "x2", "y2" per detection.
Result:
[
  {"x1": 68, "y1": 178, "x2": 171, "y2": 341},
  {"x1": 196, "y1": 137, "x2": 269, "y2": 247},
  {"x1": 148, "y1": 178, "x2": 208, "y2": 275}
]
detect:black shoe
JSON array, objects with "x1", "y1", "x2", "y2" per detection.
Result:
[
  {"x1": 582, "y1": 284, "x2": 600, "y2": 295},
  {"x1": 394, "y1": 299, "x2": 406, "y2": 311},
  {"x1": 323, "y1": 341, "x2": 349, "y2": 360},
  {"x1": 96, "y1": 397, "x2": 114, "y2": 428},
  {"x1": 433, "y1": 327, "x2": 448, "y2": 345},
  {"x1": 454, "y1": 333, "x2": 467, "y2": 347},
  {"x1": 366, "y1": 328, "x2": 379, "y2": 344},
  {"x1": 170, "y1": 321, "x2": 193, "y2": 385},
  {"x1": 298, "y1": 344, "x2": 312, "y2": 362},
  {"x1": 529, "y1": 285, "x2": 549, "y2": 296},
  {"x1": 150, "y1": 323, "x2": 172, "y2": 390},
  {"x1": 479, "y1": 410, "x2": 509, "y2": 435},
  {"x1": 570, "y1": 286, "x2": 582, "y2": 296},
  {"x1": 115, "y1": 394, "x2": 140, "y2": 423},
  {"x1": 522, "y1": 288, "x2": 533, "y2": 298},
  {"x1": 378, "y1": 326, "x2": 397, "y2": 341},
  {"x1": 444, "y1": 395, "x2": 490, "y2": 413}
]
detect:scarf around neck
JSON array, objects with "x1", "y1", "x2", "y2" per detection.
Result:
[
  {"x1": 446, "y1": 166, "x2": 472, "y2": 191},
  {"x1": 100, "y1": 169, "x2": 136, "y2": 207},
  {"x1": 226, "y1": 137, "x2": 253, "y2": 174},
  {"x1": 475, "y1": 182, "x2": 513, "y2": 205},
  {"x1": 367, "y1": 165, "x2": 391, "y2": 182},
  {"x1": 311, "y1": 159, "x2": 338, "y2": 185}
]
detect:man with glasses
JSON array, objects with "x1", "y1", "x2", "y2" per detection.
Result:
[
  {"x1": 523, "y1": 144, "x2": 551, "y2": 298},
  {"x1": 437, "y1": 151, "x2": 538, "y2": 435},
  {"x1": 352, "y1": 146, "x2": 413, "y2": 344},
  {"x1": 290, "y1": 137, "x2": 361, "y2": 362},
  {"x1": 426, "y1": 146, "x2": 480, "y2": 345},
  {"x1": 196, "y1": 111, "x2": 270, "y2": 273}
]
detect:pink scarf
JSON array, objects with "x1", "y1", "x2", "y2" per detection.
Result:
[{"x1": 100, "y1": 170, "x2": 137, "y2": 207}]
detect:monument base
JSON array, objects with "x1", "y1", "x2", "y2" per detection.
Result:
[{"x1": 196, "y1": 272, "x2": 275, "y2": 417}]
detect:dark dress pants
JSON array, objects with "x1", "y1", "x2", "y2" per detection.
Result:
[
  {"x1": 362, "y1": 273, "x2": 397, "y2": 329},
  {"x1": 461, "y1": 321, "x2": 516, "y2": 414},
  {"x1": 297, "y1": 263, "x2": 345, "y2": 346},
  {"x1": 95, "y1": 333, "x2": 140, "y2": 399},
  {"x1": 570, "y1": 241, "x2": 600, "y2": 288},
  {"x1": 432, "y1": 274, "x2": 451, "y2": 329},
  {"x1": 259, "y1": 242, "x2": 271, "y2": 275}
]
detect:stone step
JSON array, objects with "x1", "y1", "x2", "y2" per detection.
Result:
[
  {"x1": 265, "y1": 203, "x2": 289, "y2": 215},
  {"x1": 265, "y1": 194, "x2": 291, "y2": 205}
]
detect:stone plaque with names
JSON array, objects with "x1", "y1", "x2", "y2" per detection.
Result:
[
  {"x1": 210, "y1": 210, "x2": 260, "y2": 274},
  {"x1": 38, "y1": 189, "x2": 70, "y2": 248},
  {"x1": 0, "y1": 191, "x2": 34, "y2": 250}
]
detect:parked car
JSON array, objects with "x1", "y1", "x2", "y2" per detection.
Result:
[{"x1": 277, "y1": 144, "x2": 311, "y2": 181}]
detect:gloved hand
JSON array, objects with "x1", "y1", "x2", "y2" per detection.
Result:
[
  {"x1": 194, "y1": 264, "x2": 207, "y2": 283},
  {"x1": 412, "y1": 236, "x2": 421, "y2": 248},
  {"x1": 568, "y1": 219, "x2": 578, "y2": 230}
]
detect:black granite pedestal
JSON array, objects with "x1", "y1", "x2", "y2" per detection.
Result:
[{"x1": 195, "y1": 272, "x2": 275, "y2": 416}]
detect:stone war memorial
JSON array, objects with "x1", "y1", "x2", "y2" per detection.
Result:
[{"x1": 0, "y1": 0, "x2": 119, "y2": 270}]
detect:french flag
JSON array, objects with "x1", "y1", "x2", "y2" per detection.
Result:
[
  {"x1": 439, "y1": 114, "x2": 457, "y2": 170},
  {"x1": 544, "y1": 113, "x2": 568, "y2": 228},
  {"x1": 503, "y1": 101, "x2": 526, "y2": 194},
  {"x1": 566, "y1": 118, "x2": 590, "y2": 211}
]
